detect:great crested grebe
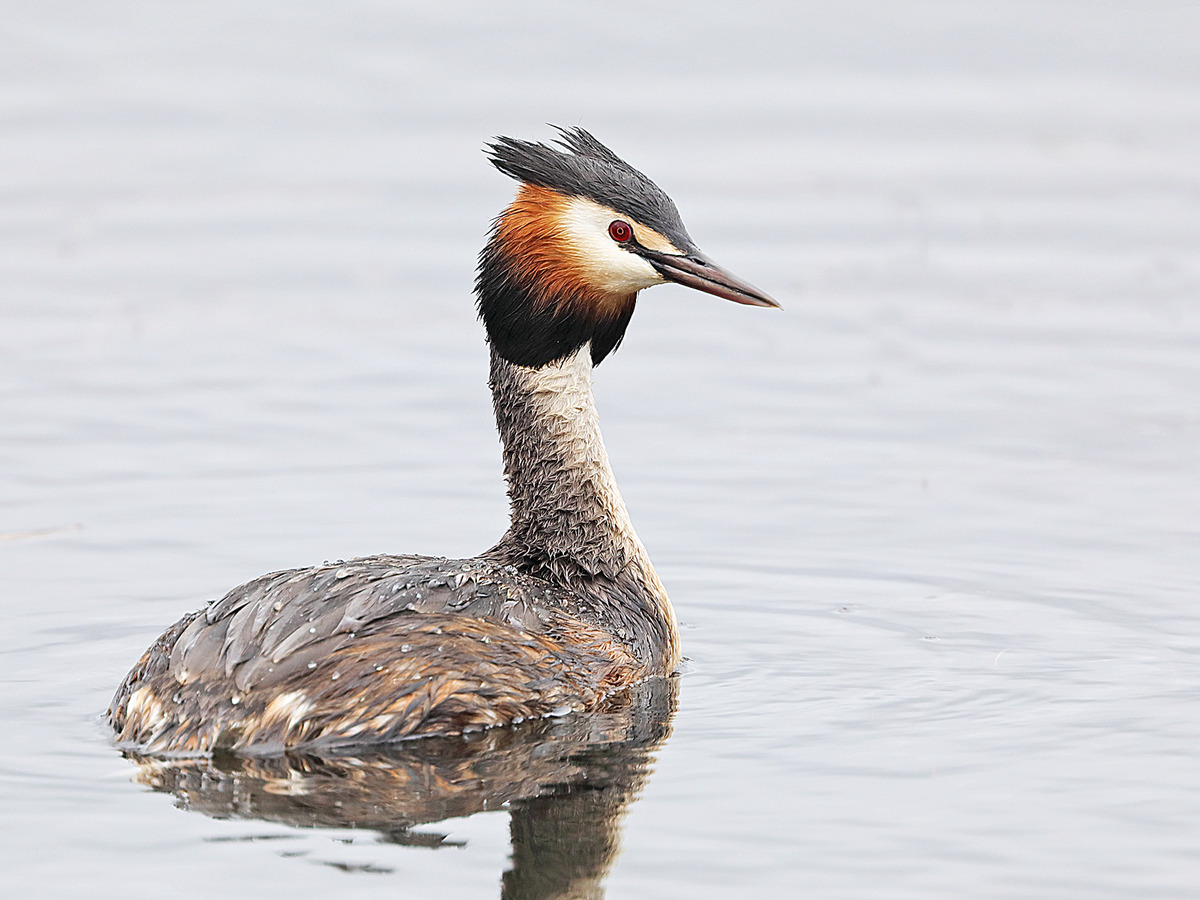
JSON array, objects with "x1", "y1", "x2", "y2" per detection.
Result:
[{"x1": 109, "y1": 127, "x2": 777, "y2": 755}]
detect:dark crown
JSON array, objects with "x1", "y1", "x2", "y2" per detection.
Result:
[{"x1": 486, "y1": 127, "x2": 693, "y2": 253}]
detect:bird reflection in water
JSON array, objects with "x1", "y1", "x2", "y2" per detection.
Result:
[{"x1": 124, "y1": 676, "x2": 676, "y2": 898}]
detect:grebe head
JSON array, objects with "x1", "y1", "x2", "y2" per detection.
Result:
[{"x1": 477, "y1": 126, "x2": 778, "y2": 369}]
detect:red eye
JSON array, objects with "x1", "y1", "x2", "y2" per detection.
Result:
[{"x1": 608, "y1": 220, "x2": 633, "y2": 243}]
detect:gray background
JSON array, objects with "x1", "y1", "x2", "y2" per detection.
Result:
[{"x1": 3, "y1": 2, "x2": 1199, "y2": 897}]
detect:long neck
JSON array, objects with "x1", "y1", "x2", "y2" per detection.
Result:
[
  {"x1": 488, "y1": 343, "x2": 648, "y2": 578},
  {"x1": 485, "y1": 344, "x2": 678, "y2": 671}
]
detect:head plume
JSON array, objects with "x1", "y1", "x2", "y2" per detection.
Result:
[
  {"x1": 486, "y1": 127, "x2": 694, "y2": 259},
  {"x1": 477, "y1": 127, "x2": 683, "y2": 369}
]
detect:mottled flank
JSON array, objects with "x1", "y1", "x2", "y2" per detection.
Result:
[{"x1": 109, "y1": 555, "x2": 645, "y2": 755}]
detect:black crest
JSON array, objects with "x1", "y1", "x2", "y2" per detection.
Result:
[{"x1": 486, "y1": 127, "x2": 692, "y2": 252}]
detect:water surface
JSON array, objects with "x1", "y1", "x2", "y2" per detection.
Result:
[{"x1": 3, "y1": 2, "x2": 1199, "y2": 897}]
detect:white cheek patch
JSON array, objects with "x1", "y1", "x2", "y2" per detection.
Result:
[{"x1": 558, "y1": 197, "x2": 673, "y2": 295}]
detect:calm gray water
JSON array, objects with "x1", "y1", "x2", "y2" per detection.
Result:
[{"x1": 3, "y1": 2, "x2": 1199, "y2": 897}]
